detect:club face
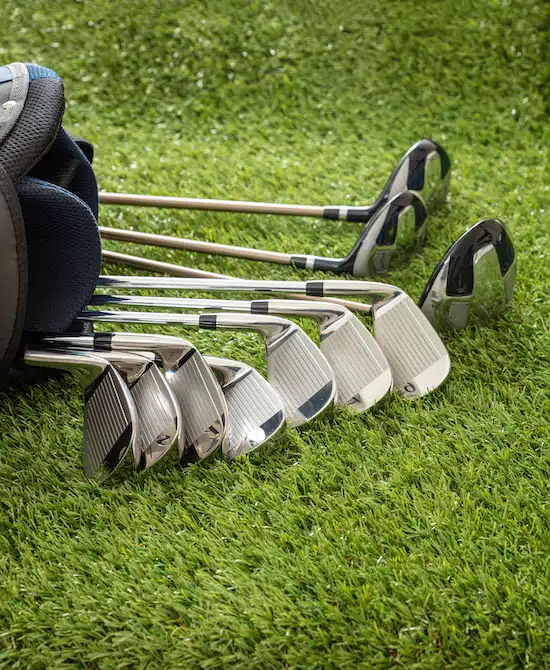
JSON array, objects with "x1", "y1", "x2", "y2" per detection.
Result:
[
  {"x1": 319, "y1": 312, "x2": 393, "y2": 412},
  {"x1": 82, "y1": 363, "x2": 138, "y2": 480},
  {"x1": 265, "y1": 325, "x2": 336, "y2": 426},
  {"x1": 347, "y1": 191, "x2": 428, "y2": 277},
  {"x1": 207, "y1": 357, "x2": 285, "y2": 460},
  {"x1": 419, "y1": 219, "x2": 516, "y2": 330},
  {"x1": 162, "y1": 348, "x2": 228, "y2": 464},
  {"x1": 22, "y1": 349, "x2": 138, "y2": 480},
  {"x1": 372, "y1": 293, "x2": 451, "y2": 398},
  {"x1": 384, "y1": 139, "x2": 451, "y2": 213}
]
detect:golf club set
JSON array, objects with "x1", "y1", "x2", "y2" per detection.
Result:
[{"x1": 0, "y1": 63, "x2": 517, "y2": 481}]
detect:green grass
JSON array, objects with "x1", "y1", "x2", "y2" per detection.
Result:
[{"x1": 1, "y1": 0, "x2": 550, "y2": 667}]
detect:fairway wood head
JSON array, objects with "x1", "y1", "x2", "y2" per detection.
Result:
[
  {"x1": 23, "y1": 349, "x2": 138, "y2": 480},
  {"x1": 318, "y1": 311, "x2": 393, "y2": 411},
  {"x1": 372, "y1": 292, "x2": 451, "y2": 398},
  {"x1": 346, "y1": 191, "x2": 429, "y2": 277},
  {"x1": 419, "y1": 219, "x2": 516, "y2": 330},
  {"x1": 206, "y1": 356, "x2": 285, "y2": 460},
  {"x1": 264, "y1": 323, "x2": 336, "y2": 426},
  {"x1": 383, "y1": 139, "x2": 451, "y2": 212}
]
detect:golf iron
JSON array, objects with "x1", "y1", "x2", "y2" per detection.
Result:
[
  {"x1": 205, "y1": 356, "x2": 286, "y2": 459},
  {"x1": 39, "y1": 332, "x2": 228, "y2": 465},
  {"x1": 22, "y1": 348, "x2": 138, "y2": 480},
  {"x1": 94, "y1": 280, "x2": 451, "y2": 398},
  {"x1": 77, "y1": 310, "x2": 336, "y2": 427},
  {"x1": 89, "y1": 294, "x2": 393, "y2": 413}
]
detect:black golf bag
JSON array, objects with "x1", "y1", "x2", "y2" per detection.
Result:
[{"x1": 0, "y1": 62, "x2": 101, "y2": 385}]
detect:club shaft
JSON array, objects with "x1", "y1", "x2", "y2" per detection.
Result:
[
  {"x1": 100, "y1": 192, "x2": 324, "y2": 217},
  {"x1": 100, "y1": 250, "x2": 373, "y2": 313},
  {"x1": 100, "y1": 227, "x2": 293, "y2": 264}
]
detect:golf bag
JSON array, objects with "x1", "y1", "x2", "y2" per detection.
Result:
[{"x1": 0, "y1": 63, "x2": 101, "y2": 385}]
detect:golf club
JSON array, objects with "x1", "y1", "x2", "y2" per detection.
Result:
[
  {"x1": 96, "y1": 278, "x2": 450, "y2": 398},
  {"x1": 100, "y1": 191, "x2": 428, "y2": 277},
  {"x1": 205, "y1": 356, "x2": 286, "y2": 460},
  {"x1": 39, "y1": 332, "x2": 228, "y2": 465},
  {"x1": 22, "y1": 349, "x2": 138, "y2": 480},
  {"x1": 100, "y1": 138, "x2": 450, "y2": 219},
  {"x1": 77, "y1": 310, "x2": 336, "y2": 427},
  {"x1": 100, "y1": 219, "x2": 516, "y2": 331},
  {"x1": 90, "y1": 294, "x2": 392, "y2": 413}
]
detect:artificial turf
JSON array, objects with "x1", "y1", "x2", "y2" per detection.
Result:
[{"x1": 1, "y1": 0, "x2": 549, "y2": 666}]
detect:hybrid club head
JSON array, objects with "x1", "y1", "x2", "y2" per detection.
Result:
[
  {"x1": 77, "y1": 310, "x2": 336, "y2": 428},
  {"x1": 294, "y1": 191, "x2": 429, "y2": 277},
  {"x1": 22, "y1": 348, "x2": 138, "y2": 480},
  {"x1": 206, "y1": 356, "x2": 286, "y2": 460},
  {"x1": 381, "y1": 139, "x2": 451, "y2": 213},
  {"x1": 40, "y1": 332, "x2": 227, "y2": 466},
  {"x1": 89, "y1": 294, "x2": 393, "y2": 414},
  {"x1": 419, "y1": 218, "x2": 516, "y2": 330}
]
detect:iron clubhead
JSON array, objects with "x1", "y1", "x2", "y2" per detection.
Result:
[
  {"x1": 371, "y1": 293, "x2": 451, "y2": 398},
  {"x1": 206, "y1": 356, "x2": 286, "y2": 460},
  {"x1": 318, "y1": 309, "x2": 393, "y2": 411},
  {"x1": 23, "y1": 349, "x2": 138, "y2": 480},
  {"x1": 419, "y1": 218, "x2": 516, "y2": 330}
]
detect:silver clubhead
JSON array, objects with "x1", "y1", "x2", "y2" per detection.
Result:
[
  {"x1": 111, "y1": 351, "x2": 182, "y2": 470},
  {"x1": 372, "y1": 293, "x2": 451, "y2": 398},
  {"x1": 319, "y1": 311, "x2": 393, "y2": 411},
  {"x1": 23, "y1": 349, "x2": 138, "y2": 480},
  {"x1": 419, "y1": 218, "x2": 516, "y2": 330},
  {"x1": 163, "y1": 349, "x2": 228, "y2": 464},
  {"x1": 206, "y1": 356, "x2": 286, "y2": 460},
  {"x1": 265, "y1": 323, "x2": 336, "y2": 427}
]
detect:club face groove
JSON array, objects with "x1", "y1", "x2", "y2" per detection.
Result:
[
  {"x1": 266, "y1": 325, "x2": 335, "y2": 426},
  {"x1": 164, "y1": 349, "x2": 228, "y2": 464},
  {"x1": 372, "y1": 293, "x2": 450, "y2": 398},
  {"x1": 207, "y1": 357, "x2": 285, "y2": 460},
  {"x1": 319, "y1": 314, "x2": 393, "y2": 411}
]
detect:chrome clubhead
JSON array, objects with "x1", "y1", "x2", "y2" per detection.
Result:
[
  {"x1": 419, "y1": 219, "x2": 516, "y2": 330},
  {"x1": 206, "y1": 356, "x2": 285, "y2": 460},
  {"x1": 100, "y1": 350, "x2": 182, "y2": 470},
  {"x1": 383, "y1": 139, "x2": 451, "y2": 213},
  {"x1": 317, "y1": 308, "x2": 393, "y2": 411},
  {"x1": 262, "y1": 322, "x2": 335, "y2": 427},
  {"x1": 22, "y1": 348, "x2": 138, "y2": 480},
  {"x1": 346, "y1": 191, "x2": 429, "y2": 277},
  {"x1": 41, "y1": 331, "x2": 228, "y2": 466},
  {"x1": 371, "y1": 292, "x2": 451, "y2": 398}
]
